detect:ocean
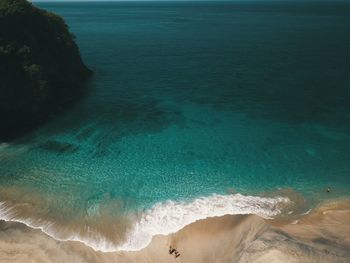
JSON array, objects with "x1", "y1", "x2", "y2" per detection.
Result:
[{"x1": 1, "y1": 0, "x2": 350, "y2": 251}]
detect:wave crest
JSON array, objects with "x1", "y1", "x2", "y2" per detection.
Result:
[{"x1": 119, "y1": 193, "x2": 290, "y2": 251}]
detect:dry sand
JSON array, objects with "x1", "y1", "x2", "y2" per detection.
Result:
[{"x1": 0, "y1": 200, "x2": 349, "y2": 263}]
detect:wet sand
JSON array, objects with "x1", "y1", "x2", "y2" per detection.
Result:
[{"x1": 0, "y1": 200, "x2": 349, "y2": 263}]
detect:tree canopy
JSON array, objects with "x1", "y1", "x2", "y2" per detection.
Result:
[{"x1": 0, "y1": 0, "x2": 92, "y2": 140}]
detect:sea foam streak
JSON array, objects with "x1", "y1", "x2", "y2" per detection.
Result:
[{"x1": 0, "y1": 193, "x2": 290, "y2": 252}]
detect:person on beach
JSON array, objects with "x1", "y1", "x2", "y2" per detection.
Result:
[
  {"x1": 169, "y1": 246, "x2": 181, "y2": 258},
  {"x1": 175, "y1": 250, "x2": 181, "y2": 258},
  {"x1": 169, "y1": 246, "x2": 176, "y2": 254}
]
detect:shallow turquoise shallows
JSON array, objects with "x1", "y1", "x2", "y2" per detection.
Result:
[{"x1": 1, "y1": 1, "x2": 350, "y2": 251}]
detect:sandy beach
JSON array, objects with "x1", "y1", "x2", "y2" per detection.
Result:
[
  {"x1": 0, "y1": 199, "x2": 349, "y2": 263},
  {"x1": 1, "y1": 1, "x2": 350, "y2": 262}
]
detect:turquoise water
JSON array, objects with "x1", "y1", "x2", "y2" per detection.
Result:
[{"x1": 1, "y1": 1, "x2": 350, "y2": 251}]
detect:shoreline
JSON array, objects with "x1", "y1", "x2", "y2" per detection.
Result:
[
  {"x1": 0, "y1": 190, "x2": 294, "y2": 252},
  {"x1": 1, "y1": 199, "x2": 350, "y2": 262}
]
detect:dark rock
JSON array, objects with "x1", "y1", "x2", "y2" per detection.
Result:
[{"x1": 0, "y1": 0, "x2": 92, "y2": 140}]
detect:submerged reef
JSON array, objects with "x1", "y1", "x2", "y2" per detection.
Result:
[{"x1": 0, "y1": 0, "x2": 92, "y2": 140}]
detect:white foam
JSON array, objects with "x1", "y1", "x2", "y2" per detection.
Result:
[
  {"x1": 0, "y1": 193, "x2": 290, "y2": 252},
  {"x1": 118, "y1": 193, "x2": 289, "y2": 251},
  {"x1": 0, "y1": 201, "x2": 117, "y2": 251}
]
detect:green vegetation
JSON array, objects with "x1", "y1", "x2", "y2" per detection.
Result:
[{"x1": 0, "y1": 0, "x2": 92, "y2": 140}]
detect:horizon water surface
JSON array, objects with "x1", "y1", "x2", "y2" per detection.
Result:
[{"x1": 1, "y1": 0, "x2": 350, "y2": 251}]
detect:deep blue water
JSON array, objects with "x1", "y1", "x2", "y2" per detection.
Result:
[{"x1": 1, "y1": 1, "x2": 350, "y2": 250}]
